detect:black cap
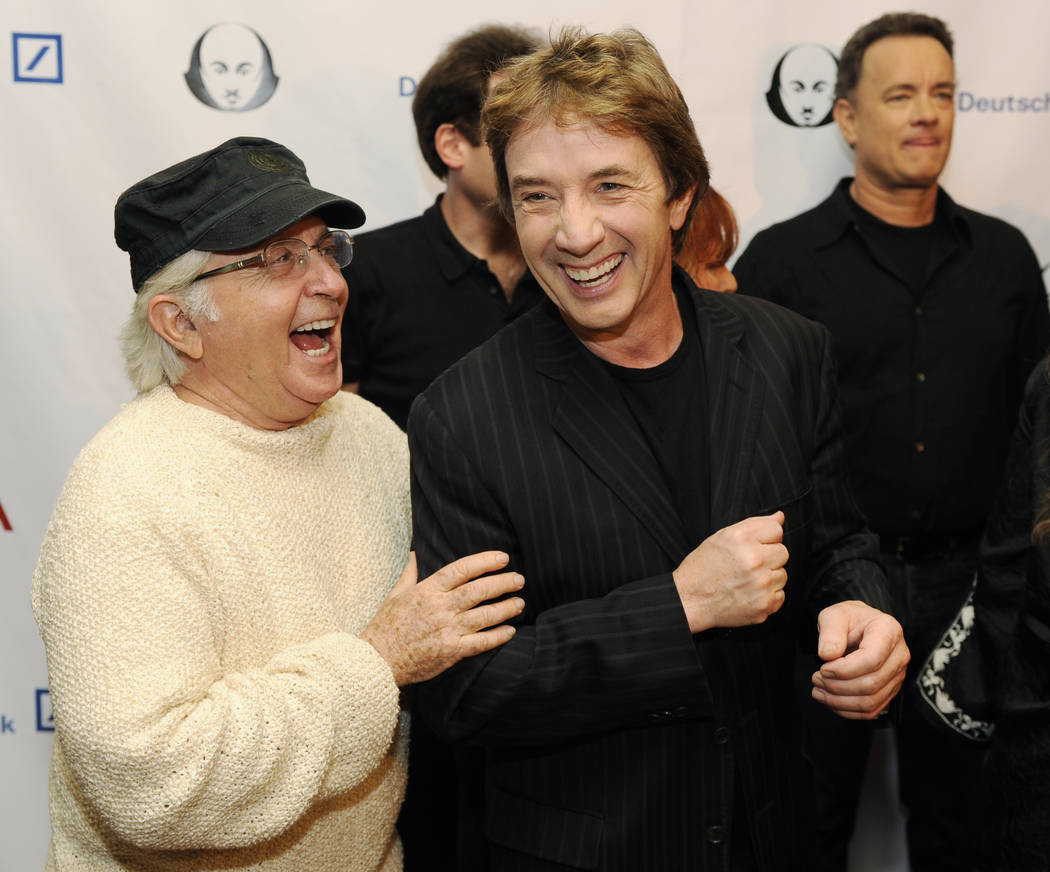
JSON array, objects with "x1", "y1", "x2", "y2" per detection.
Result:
[{"x1": 114, "y1": 137, "x2": 366, "y2": 291}]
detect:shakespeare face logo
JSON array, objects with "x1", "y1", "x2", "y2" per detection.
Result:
[
  {"x1": 184, "y1": 23, "x2": 278, "y2": 111},
  {"x1": 766, "y1": 44, "x2": 838, "y2": 128}
]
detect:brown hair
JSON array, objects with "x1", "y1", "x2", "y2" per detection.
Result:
[
  {"x1": 483, "y1": 27, "x2": 709, "y2": 252},
  {"x1": 412, "y1": 24, "x2": 540, "y2": 180},
  {"x1": 835, "y1": 12, "x2": 953, "y2": 102},
  {"x1": 675, "y1": 187, "x2": 738, "y2": 281}
]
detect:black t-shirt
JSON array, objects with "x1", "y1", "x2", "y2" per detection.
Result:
[
  {"x1": 847, "y1": 196, "x2": 952, "y2": 294},
  {"x1": 601, "y1": 289, "x2": 711, "y2": 543}
]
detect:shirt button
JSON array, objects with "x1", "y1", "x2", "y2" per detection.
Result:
[
  {"x1": 489, "y1": 285, "x2": 499, "y2": 296},
  {"x1": 915, "y1": 372, "x2": 926, "y2": 383},
  {"x1": 706, "y1": 824, "x2": 724, "y2": 844},
  {"x1": 713, "y1": 726, "x2": 730, "y2": 745},
  {"x1": 915, "y1": 441, "x2": 926, "y2": 453},
  {"x1": 914, "y1": 305, "x2": 923, "y2": 316},
  {"x1": 910, "y1": 509, "x2": 922, "y2": 520}
]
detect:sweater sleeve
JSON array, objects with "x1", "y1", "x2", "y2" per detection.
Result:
[{"x1": 31, "y1": 442, "x2": 402, "y2": 852}]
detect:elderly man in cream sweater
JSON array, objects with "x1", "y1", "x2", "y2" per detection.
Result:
[{"x1": 31, "y1": 137, "x2": 525, "y2": 871}]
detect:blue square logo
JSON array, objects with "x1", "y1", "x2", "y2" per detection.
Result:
[
  {"x1": 13, "y1": 33, "x2": 63, "y2": 83},
  {"x1": 36, "y1": 688, "x2": 54, "y2": 732}
]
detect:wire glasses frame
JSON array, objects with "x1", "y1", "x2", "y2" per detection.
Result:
[{"x1": 193, "y1": 230, "x2": 354, "y2": 283}]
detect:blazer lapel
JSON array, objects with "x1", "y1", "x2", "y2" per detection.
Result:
[
  {"x1": 691, "y1": 290, "x2": 764, "y2": 530},
  {"x1": 531, "y1": 303, "x2": 691, "y2": 562}
]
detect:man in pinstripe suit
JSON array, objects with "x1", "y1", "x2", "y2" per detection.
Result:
[{"x1": 408, "y1": 28, "x2": 909, "y2": 871}]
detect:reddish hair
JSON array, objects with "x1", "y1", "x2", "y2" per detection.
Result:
[{"x1": 674, "y1": 187, "x2": 738, "y2": 280}]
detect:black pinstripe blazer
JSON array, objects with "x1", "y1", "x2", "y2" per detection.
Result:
[{"x1": 408, "y1": 270, "x2": 891, "y2": 871}]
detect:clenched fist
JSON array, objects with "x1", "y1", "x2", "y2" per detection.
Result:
[{"x1": 672, "y1": 512, "x2": 789, "y2": 633}]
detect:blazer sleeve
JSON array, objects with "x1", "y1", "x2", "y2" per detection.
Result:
[
  {"x1": 408, "y1": 393, "x2": 712, "y2": 748},
  {"x1": 979, "y1": 362, "x2": 1050, "y2": 715},
  {"x1": 801, "y1": 327, "x2": 893, "y2": 616},
  {"x1": 1007, "y1": 235, "x2": 1050, "y2": 409}
]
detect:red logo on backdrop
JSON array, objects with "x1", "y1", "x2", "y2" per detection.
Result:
[{"x1": 0, "y1": 500, "x2": 11, "y2": 531}]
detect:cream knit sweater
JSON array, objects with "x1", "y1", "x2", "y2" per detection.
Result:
[{"x1": 32, "y1": 387, "x2": 411, "y2": 871}]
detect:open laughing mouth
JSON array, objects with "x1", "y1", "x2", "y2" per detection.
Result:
[
  {"x1": 290, "y1": 319, "x2": 336, "y2": 358},
  {"x1": 565, "y1": 254, "x2": 624, "y2": 289}
]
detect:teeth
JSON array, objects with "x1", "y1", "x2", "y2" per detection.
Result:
[
  {"x1": 294, "y1": 319, "x2": 336, "y2": 333},
  {"x1": 566, "y1": 255, "x2": 623, "y2": 287},
  {"x1": 303, "y1": 339, "x2": 331, "y2": 358}
]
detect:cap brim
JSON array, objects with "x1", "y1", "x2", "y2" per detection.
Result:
[{"x1": 194, "y1": 182, "x2": 365, "y2": 252}]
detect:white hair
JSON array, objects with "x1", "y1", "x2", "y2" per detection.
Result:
[{"x1": 120, "y1": 249, "x2": 218, "y2": 392}]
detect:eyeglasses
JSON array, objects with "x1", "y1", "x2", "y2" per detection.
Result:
[{"x1": 193, "y1": 230, "x2": 354, "y2": 282}]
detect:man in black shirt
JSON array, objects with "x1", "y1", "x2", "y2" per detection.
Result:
[
  {"x1": 736, "y1": 12, "x2": 1050, "y2": 871},
  {"x1": 341, "y1": 24, "x2": 543, "y2": 429}
]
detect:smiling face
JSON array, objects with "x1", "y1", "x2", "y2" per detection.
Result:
[
  {"x1": 506, "y1": 119, "x2": 693, "y2": 364},
  {"x1": 834, "y1": 34, "x2": 955, "y2": 194},
  {"x1": 186, "y1": 216, "x2": 348, "y2": 429},
  {"x1": 779, "y1": 44, "x2": 837, "y2": 126}
]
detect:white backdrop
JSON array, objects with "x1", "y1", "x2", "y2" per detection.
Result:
[{"x1": 3, "y1": 1, "x2": 1047, "y2": 868}]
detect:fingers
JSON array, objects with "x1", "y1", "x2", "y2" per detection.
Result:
[
  {"x1": 721, "y1": 517, "x2": 788, "y2": 572},
  {"x1": 728, "y1": 511, "x2": 785, "y2": 546},
  {"x1": 734, "y1": 514, "x2": 789, "y2": 572},
  {"x1": 816, "y1": 608, "x2": 849, "y2": 663},
  {"x1": 452, "y1": 570, "x2": 525, "y2": 610},
  {"x1": 811, "y1": 603, "x2": 910, "y2": 719},
  {"x1": 765, "y1": 586, "x2": 787, "y2": 617},
  {"x1": 819, "y1": 612, "x2": 906, "y2": 678},
  {"x1": 817, "y1": 639, "x2": 910, "y2": 695},
  {"x1": 812, "y1": 637, "x2": 910, "y2": 719},
  {"x1": 811, "y1": 666, "x2": 905, "y2": 720},
  {"x1": 426, "y1": 550, "x2": 510, "y2": 592},
  {"x1": 458, "y1": 594, "x2": 526, "y2": 633},
  {"x1": 821, "y1": 633, "x2": 896, "y2": 680},
  {"x1": 755, "y1": 510, "x2": 785, "y2": 544},
  {"x1": 815, "y1": 600, "x2": 887, "y2": 666},
  {"x1": 456, "y1": 624, "x2": 517, "y2": 658}
]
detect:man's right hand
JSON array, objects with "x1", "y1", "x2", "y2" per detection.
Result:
[
  {"x1": 672, "y1": 512, "x2": 789, "y2": 633},
  {"x1": 361, "y1": 551, "x2": 525, "y2": 686}
]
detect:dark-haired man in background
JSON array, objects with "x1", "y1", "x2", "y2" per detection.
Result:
[
  {"x1": 736, "y1": 12, "x2": 1050, "y2": 869},
  {"x1": 341, "y1": 24, "x2": 542, "y2": 429}
]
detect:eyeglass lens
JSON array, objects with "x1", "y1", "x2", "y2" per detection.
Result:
[{"x1": 263, "y1": 231, "x2": 353, "y2": 278}]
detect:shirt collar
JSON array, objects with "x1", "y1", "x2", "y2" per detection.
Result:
[
  {"x1": 813, "y1": 177, "x2": 972, "y2": 249},
  {"x1": 421, "y1": 194, "x2": 484, "y2": 282}
]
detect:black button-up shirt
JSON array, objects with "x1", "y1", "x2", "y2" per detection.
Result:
[
  {"x1": 736, "y1": 179, "x2": 1050, "y2": 536},
  {"x1": 341, "y1": 195, "x2": 543, "y2": 429}
]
